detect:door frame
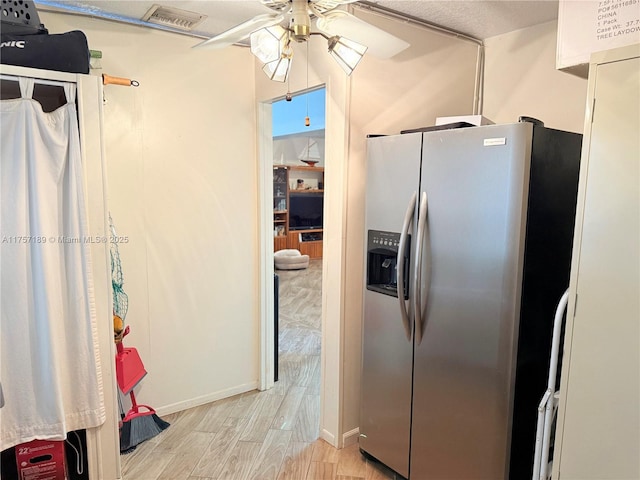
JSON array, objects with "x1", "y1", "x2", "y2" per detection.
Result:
[
  {"x1": 257, "y1": 77, "x2": 350, "y2": 447},
  {"x1": 257, "y1": 99, "x2": 276, "y2": 392}
]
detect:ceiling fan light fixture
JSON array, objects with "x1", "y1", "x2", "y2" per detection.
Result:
[
  {"x1": 250, "y1": 25, "x2": 288, "y2": 63},
  {"x1": 292, "y1": 22, "x2": 311, "y2": 42},
  {"x1": 291, "y1": 0, "x2": 311, "y2": 42},
  {"x1": 262, "y1": 51, "x2": 293, "y2": 82},
  {"x1": 327, "y1": 35, "x2": 367, "y2": 76}
]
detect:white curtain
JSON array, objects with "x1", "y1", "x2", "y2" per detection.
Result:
[{"x1": 0, "y1": 77, "x2": 105, "y2": 450}]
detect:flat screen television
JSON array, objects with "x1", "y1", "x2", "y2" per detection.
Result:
[{"x1": 289, "y1": 193, "x2": 323, "y2": 230}]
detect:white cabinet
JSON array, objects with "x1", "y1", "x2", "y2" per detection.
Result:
[{"x1": 553, "y1": 44, "x2": 640, "y2": 479}]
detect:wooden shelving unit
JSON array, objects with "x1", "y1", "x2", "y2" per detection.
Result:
[
  {"x1": 273, "y1": 165, "x2": 324, "y2": 258},
  {"x1": 273, "y1": 166, "x2": 289, "y2": 250},
  {"x1": 298, "y1": 229, "x2": 323, "y2": 259},
  {"x1": 288, "y1": 165, "x2": 324, "y2": 193}
]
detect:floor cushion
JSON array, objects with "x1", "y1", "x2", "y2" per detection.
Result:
[{"x1": 274, "y1": 249, "x2": 310, "y2": 270}]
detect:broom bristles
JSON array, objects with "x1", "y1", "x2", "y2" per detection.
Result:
[{"x1": 120, "y1": 413, "x2": 170, "y2": 454}]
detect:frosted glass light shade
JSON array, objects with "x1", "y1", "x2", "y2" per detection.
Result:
[
  {"x1": 250, "y1": 25, "x2": 287, "y2": 63},
  {"x1": 317, "y1": 11, "x2": 409, "y2": 59},
  {"x1": 327, "y1": 36, "x2": 367, "y2": 75},
  {"x1": 263, "y1": 55, "x2": 292, "y2": 82}
]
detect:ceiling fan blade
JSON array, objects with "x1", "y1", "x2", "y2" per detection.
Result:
[
  {"x1": 261, "y1": 0, "x2": 291, "y2": 13},
  {"x1": 316, "y1": 11, "x2": 410, "y2": 59},
  {"x1": 193, "y1": 13, "x2": 284, "y2": 49},
  {"x1": 311, "y1": 0, "x2": 358, "y2": 15}
]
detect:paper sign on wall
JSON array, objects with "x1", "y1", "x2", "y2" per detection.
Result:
[{"x1": 557, "y1": 0, "x2": 640, "y2": 74}]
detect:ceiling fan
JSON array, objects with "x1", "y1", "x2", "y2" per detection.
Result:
[{"x1": 193, "y1": 0, "x2": 409, "y2": 80}]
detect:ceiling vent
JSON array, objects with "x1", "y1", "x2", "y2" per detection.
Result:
[{"x1": 141, "y1": 4, "x2": 207, "y2": 31}]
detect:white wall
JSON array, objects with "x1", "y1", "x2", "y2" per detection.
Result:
[
  {"x1": 40, "y1": 12, "x2": 261, "y2": 414},
  {"x1": 273, "y1": 130, "x2": 326, "y2": 167},
  {"x1": 483, "y1": 20, "x2": 588, "y2": 133}
]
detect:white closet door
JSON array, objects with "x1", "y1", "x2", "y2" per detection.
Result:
[{"x1": 555, "y1": 46, "x2": 640, "y2": 479}]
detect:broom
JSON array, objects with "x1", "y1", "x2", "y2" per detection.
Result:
[
  {"x1": 119, "y1": 389, "x2": 170, "y2": 453},
  {"x1": 116, "y1": 325, "x2": 169, "y2": 453}
]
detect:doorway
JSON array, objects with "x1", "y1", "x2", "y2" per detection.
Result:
[
  {"x1": 258, "y1": 72, "x2": 350, "y2": 448},
  {"x1": 271, "y1": 87, "x2": 325, "y2": 389},
  {"x1": 256, "y1": 86, "x2": 327, "y2": 439}
]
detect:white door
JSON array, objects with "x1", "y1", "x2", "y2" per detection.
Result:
[{"x1": 555, "y1": 46, "x2": 640, "y2": 479}]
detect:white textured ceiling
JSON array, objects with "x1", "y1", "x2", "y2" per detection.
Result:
[
  {"x1": 34, "y1": 0, "x2": 560, "y2": 41},
  {"x1": 374, "y1": 1, "x2": 559, "y2": 39}
]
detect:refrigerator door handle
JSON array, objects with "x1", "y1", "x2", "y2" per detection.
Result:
[
  {"x1": 414, "y1": 191, "x2": 430, "y2": 344},
  {"x1": 397, "y1": 191, "x2": 417, "y2": 341}
]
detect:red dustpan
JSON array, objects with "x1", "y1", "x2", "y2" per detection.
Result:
[{"x1": 115, "y1": 326, "x2": 147, "y2": 394}]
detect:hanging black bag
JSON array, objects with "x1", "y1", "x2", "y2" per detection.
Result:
[{"x1": 1, "y1": 30, "x2": 90, "y2": 74}]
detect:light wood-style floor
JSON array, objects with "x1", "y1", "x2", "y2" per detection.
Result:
[{"x1": 121, "y1": 259, "x2": 397, "y2": 480}]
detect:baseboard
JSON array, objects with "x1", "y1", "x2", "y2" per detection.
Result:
[
  {"x1": 154, "y1": 381, "x2": 259, "y2": 416},
  {"x1": 320, "y1": 428, "x2": 337, "y2": 447},
  {"x1": 342, "y1": 427, "x2": 360, "y2": 447}
]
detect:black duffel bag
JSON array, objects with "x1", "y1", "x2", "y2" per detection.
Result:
[{"x1": 0, "y1": 30, "x2": 90, "y2": 74}]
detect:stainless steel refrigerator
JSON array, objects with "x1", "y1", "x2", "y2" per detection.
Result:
[{"x1": 359, "y1": 121, "x2": 582, "y2": 479}]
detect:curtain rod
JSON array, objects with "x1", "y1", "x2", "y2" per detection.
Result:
[
  {"x1": 0, "y1": 74, "x2": 74, "y2": 87},
  {"x1": 353, "y1": 1, "x2": 484, "y2": 47}
]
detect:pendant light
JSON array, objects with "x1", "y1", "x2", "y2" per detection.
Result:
[
  {"x1": 250, "y1": 25, "x2": 368, "y2": 82},
  {"x1": 262, "y1": 42, "x2": 294, "y2": 82},
  {"x1": 250, "y1": 25, "x2": 288, "y2": 63},
  {"x1": 327, "y1": 35, "x2": 367, "y2": 75}
]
